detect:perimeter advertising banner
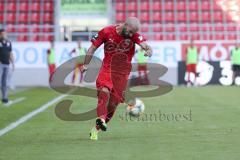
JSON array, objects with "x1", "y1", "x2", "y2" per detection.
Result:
[
  {"x1": 179, "y1": 41, "x2": 238, "y2": 86},
  {"x1": 11, "y1": 41, "x2": 181, "y2": 86},
  {"x1": 12, "y1": 41, "x2": 181, "y2": 68}
]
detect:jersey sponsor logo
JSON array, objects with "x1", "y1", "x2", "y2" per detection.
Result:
[
  {"x1": 138, "y1": 35, "x2": 143, "y2": 41},
  {"x1": 105, "y1": 39, "x2": 134, "y2": 53},
  {"x1": 92, "y1": 33, "x2": 99, "y2": 41}
]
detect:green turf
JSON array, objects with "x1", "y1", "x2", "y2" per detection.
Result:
[{"x1": 0, "y1": 86, "x2": 239, "y2": 160}]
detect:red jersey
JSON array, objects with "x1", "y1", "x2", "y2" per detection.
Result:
[{"x1": 91, "y1": 25, "x2": 146, "y2": 74}]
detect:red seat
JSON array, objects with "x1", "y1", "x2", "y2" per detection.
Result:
[
  {"x1": 154, "y1": 34, "x2": 163, "y2": 40},
  {"x1": 140, "y1": 1, "x2": 149, "y2": 11},
  {"x1": 19, "y1": 13, "x2": 28, "y2": 24},
  {"x1": 214, "y1": 11, "x2": 223, "y2": 22},
  {"x1": 7, "y1": 13, "x2": 16, "y2": 24},
  {"x1": 6, "y1": 24, "x2": 15, "y2": 32},
  {"x1": 0, "y1": 14, "x2": 3, "y2": 23},
  {"x1": 19, "y1": 2, "x2": 28, "y2": 11},
  {"x1": 165, "y1": 23, "x2": 175, "y2": 32},
  {"x1": 165, "y1": 12, "x2": 174, "y2": 22},
  {"x1": 127, "y1": 2, "x2": 137, "y2": 11},
  {"x1": 30, "y1": 13, "x2": 40, "y2": 23},
  {"x1": 177, "y1": 1, "x2": 186, "y2": 10},
  {"x1": 18, "y1": 24, "x2": 28, "y2": 33},
  {"x1": 0, "y1": 3, "x2": 4, "y2": 11},
  {"x1": 226, "y1": 24, "x2": 237, "y2": 31},
  {"x1": 44, "y1": 2, "x2": 54, "y2": 12},
  {"x1": 128, "y1": 11, "x2": 137, "y2": 17},
  {"x1": 227, "y1": 34, "x2": 237, "y2": 40},
  {"x1": 43, "y1": 13, "x2": 53, "y2": 23},
  {"x1": 165, "y1": 34, "x2": 175, "y2": 40},
  {"x1": 202, "y1": 12, "x2": 211, "y2": 22},
  {"x1": 153, "y1": 23, "x2": 162, "y2": 32},
  {"x1": 7, "y1": 3, "x2": 16, "y2": 11},
  {"x1": 180, "y1": 34, "x2": 189, "y2": 40},
  {"x1": 43, "y1": 25, "x2": 54, "y2": 32},
  {"x1": 31, "y1": 2, "x2": 41, "y2": 11},
  {"x1": 140, "y1": 12, "x2": 150, "y2": 22},
  {"x1": 201, "y1": 1, "x2": 210, "y2": 10},
  {"x1": 215, "y1": 34, "x2": 225, "y2": 40},
  {"x1": 116, "y1": 2, "x2": 125, "y2": 11},
  {"x1": 17, "y1": 35, "x2": 28, "y2": 41},
  {"x1": 213, "y1": 3, "x2": 221, "y2": 11},
  {"x1": 179, "y1": 23, "x2": 187, "y2": 32},
  {"x1": 153, "y1": 12, "x2": 162, "y2": 22},
  {"x1": 202, "y1": 23, "x2": 211, "y2": 31},
  {"x1": 164, "y1": 1, "x2": 174, "y2": 11},
  {"x1": 116, "y1": 12, "x2": 125, "y2": 22},
  {"x1": 141, "y1": 23, "x2": 149, "y2": 32},
  {"x1": 177, "y1": 11, "x2": 187, "y2": 22},
  {"x1": 32, "y1": 24, "x2": 41, "y2": 32},
  {"x1": 42, "y1": 35, "x2": 54, "y2": 41},
  {"x1": 152, "y1": 1, "x2": 161, "y2": 11},
  {"x1": 189, "y1": 24, "x2": 199, "y2": 32},
  {"x1": 189, "y1": 11, "x2": 198, "y2": 22},
  {"x1": 191, "y1": 34, "x2": 200, "y2": 40},
  {"x1": 189, "y1": 1, "x2": 198, "y2": 10},
  {"x1": 215, "y1": 23, "x2": 224, "y2": 31},
  {"x1": 32, "y1": 35, "x2": 40, "y2": 41}
]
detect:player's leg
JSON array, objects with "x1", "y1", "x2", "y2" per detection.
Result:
[
  {"x1": 90, "y1": 87, "x2": 110, "y2": 140},
  {"x1": 72, "y1": 67, "x2": 78, "y2": 84},
  {"x1": 192, "y1": 64, "x2": 197, "y2": 86},
  {"x1": 186, "y1": 64, "x2": 191, "y2": 86},
  {"x1": 1, "y1": 66, "x2": 9, "y2": 103},
  {"x1": 95, "y1": 87, "x2": 110, "y2": 131},
  {"x1": 232, "y1": 65, "x2": 236, "y2": 85},
  {"x1": 105, "y1": 95, "x2": 119, "y2": 123}
]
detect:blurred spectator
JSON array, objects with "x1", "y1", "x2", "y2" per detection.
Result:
[
  {"x1": 186, "y1": 39, "x2": 198, "y2": 87},
  {"x1": 47, "y1": 41, "x2": 56, "y2": 82},
  {"x1": 69, "y1": 40, "x2": 86, "y2": 84},
  {"x1": 0, "y1": 28, "x2": 15, "y2": 105},
  {"x1": 231, "y1": 43, "x2": 240, "y2": 85},
  {"x1": 136, "y1": 48, "x2": 149, "y2": 85}
]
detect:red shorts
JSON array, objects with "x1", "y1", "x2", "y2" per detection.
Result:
[
  {"x1": 96, "y1": 69, "x2": 129, "y2": 104},
  {"x1": 186, "y1": 64, "x2": 196, "y2": 73}
]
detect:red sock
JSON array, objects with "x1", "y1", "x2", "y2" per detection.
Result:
[
  {"x1": 105, "y1": 97, "x2": 118, "y2": 123},
  {"x1": 97, "y1": 90, "x2": 109, "y2": 120}
]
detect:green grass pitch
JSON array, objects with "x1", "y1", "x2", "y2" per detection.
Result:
[{"x1": 0, "y1": 86, "x2": 239, "y2": 160}]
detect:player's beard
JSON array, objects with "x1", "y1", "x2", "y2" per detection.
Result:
[{"x1": 121, "y1": 27, "x2": 130, "y2": 38}]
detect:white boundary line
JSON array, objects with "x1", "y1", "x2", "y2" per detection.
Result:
[{"x1": 0, "y1": 94, "x2": 67, "y2": 137}]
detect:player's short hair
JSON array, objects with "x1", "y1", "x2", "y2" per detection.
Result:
[{"x1": 125, "y1": 17, "x2": 141, "y2": 31}]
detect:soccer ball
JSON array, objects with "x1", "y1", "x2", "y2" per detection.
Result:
[{"x1": 126, "y1": 98, "x2": 145, "y2": 117}]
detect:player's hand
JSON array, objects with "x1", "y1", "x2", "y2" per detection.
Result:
[
  {"x1": 80, "y1": 64, "x2": 88, "y2": 73},
  {"x1": 144, "y1": 50, "x2": 152, "y2": 57}
]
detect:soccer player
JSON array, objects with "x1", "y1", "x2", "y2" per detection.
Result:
[
  {"x1": 231, "y1": 44, "x2": 240, "y2": 84},
  {"x1": 186, "y1": 39, "x2": 198, "y2": 87},
  {"x1": 0, "y1": 29, "x2": 14, "y2": 105},
  {"x1": 47, "y1": 41, "x2": 56, "y2": 82},
  {"x1": 69, "y1": 40, "x2": 86, "y2": 84},
  {"x1": 80, "y1": 17, "x2": 152, "y2": 140}
]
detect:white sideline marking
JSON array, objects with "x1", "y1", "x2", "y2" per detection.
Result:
[
  {"x1": 0, "y1": 94, "x2": 67, "y2": 137},
  {"x1": 4, "y1": 97, "x2": 26, "y2": 107}
]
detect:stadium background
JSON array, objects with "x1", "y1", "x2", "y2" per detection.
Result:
[
  {"x1": 0, "y1": 1, "x2": 240, "y2": 160},
  {"x1": 0, "y1": 0, "x2": 238, "y2": 86}
]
